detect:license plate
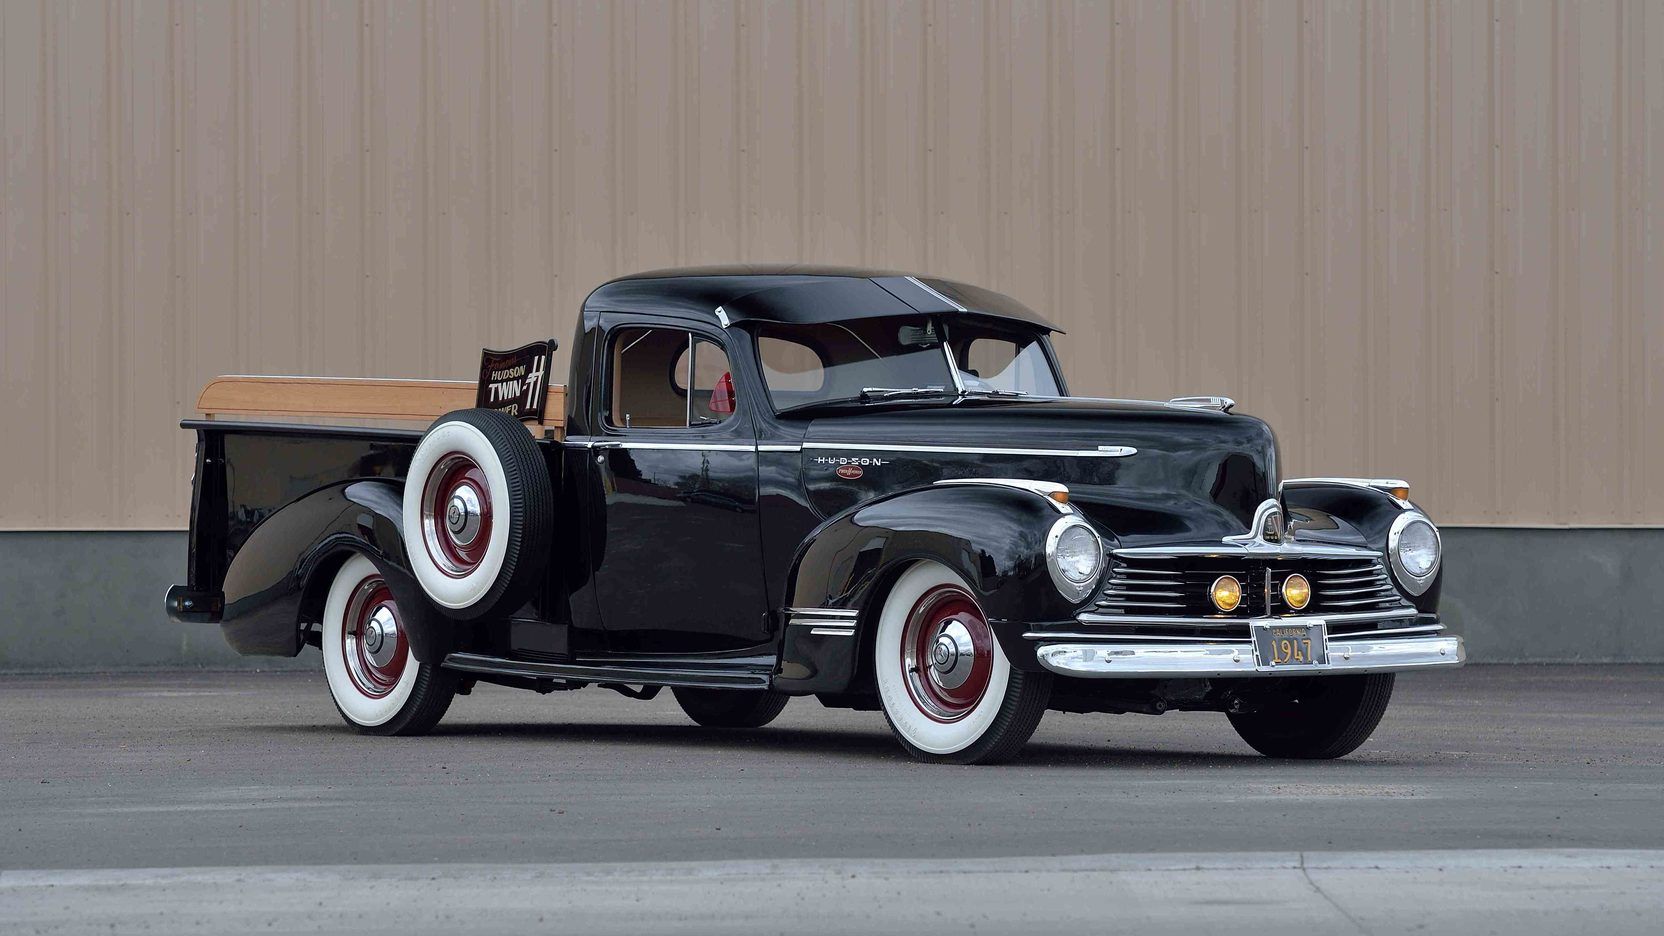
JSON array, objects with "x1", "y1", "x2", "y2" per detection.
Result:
[{"x1": 1251, "y1": 621, "x2": 1329, "y2": 669}]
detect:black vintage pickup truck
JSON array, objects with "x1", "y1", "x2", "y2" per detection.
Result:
[{"x1": 169, "y1": 266, "x2": 1462, "y2": 764}]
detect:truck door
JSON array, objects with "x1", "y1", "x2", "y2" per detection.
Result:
[{"x1": 586, "y1": 321, "x2": 770, "y2": 654}]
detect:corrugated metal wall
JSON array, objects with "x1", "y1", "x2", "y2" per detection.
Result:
[{"x1": 2, "y1": 0, "x2": 1660, "y2": 530}]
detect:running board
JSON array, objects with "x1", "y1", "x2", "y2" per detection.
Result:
[{"x1": 441, "y1": 652, "x2": 774, "y2": 690}]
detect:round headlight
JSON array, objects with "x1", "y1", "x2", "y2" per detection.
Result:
[
  {"x1": 1388, "y1": 513, "x2": 1442, "y2": 594},
  {"x1": 1046, "y1": 517, "x2": 1103, "y2": 601}
]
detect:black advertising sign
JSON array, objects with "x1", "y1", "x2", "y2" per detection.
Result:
[{"x1": 476, "y1": 340, "x2": 557, "y2": 422}]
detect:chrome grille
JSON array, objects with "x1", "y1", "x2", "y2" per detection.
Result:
[
  {"x1": 1093, "y1": 555, "x2": 1411, "y2": 620},
  {"x1": 1296, "y1": 560, "x2": 1406, "y2": 615}
]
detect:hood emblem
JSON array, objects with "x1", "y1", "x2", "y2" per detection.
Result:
[{"x1": 835, "y1": 464, "x2": 864, "y2": 480}]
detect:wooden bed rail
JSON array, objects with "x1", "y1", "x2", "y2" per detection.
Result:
[{"x1": 196, "y1": 375, "x2": 566, "y2": 434}]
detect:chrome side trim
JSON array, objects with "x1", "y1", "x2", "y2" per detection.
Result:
[
  {"x1": 933, "y1": 478, "x2": 1073, "y2": 513},
  {"x1": 590, "y1": 440, "x2": 756, "y2": 452},
  {"x1": 1035, "y1": 634, "x2": 1464, "y2": 678},
  {"x1": 804, "y1": 442, "x2": 1137, "y2": 458},
  {"x1": 906, "y1": 275, "x2": 969, "y2": 312},
  {"x1": 786, "y1": 607, "x2": 858, "y2": 637},
  {"x1": 1074, "y1": 607, "x2": 1419, "y2": 627},
  {"x1": 758, "y1": 444, "x2": 802, "y2": 452},
  {"x1": 1167, "y1": 395, "x2": 1236, "y2": 413}
]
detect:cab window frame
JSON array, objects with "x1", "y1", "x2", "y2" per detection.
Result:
[{"x1": 602, "y1": 321, "x2": 738, "y2": 433}]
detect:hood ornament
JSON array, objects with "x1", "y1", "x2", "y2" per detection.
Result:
[{"x1": 1223, "y1": 498, "x2": 1285, "y2": 547}]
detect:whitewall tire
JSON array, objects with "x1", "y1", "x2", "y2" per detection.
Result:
[
  {"x1": 873, "y1": 562, "x2": 1051, "y2": 764},
  {"x1": 402, "y1": 409, "x2": 553, "y2": 621},
  {"x1": 321, "y1": 554, "x2": 457, "y2": 735}
]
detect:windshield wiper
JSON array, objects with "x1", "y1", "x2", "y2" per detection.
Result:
[
  {"x1": 957, "y1": 387, "x2": 1028, "y2": 398},
  {"x1": 858, "y1": 386, "x2": 954, "y2": 402},
  {"x1": 776, "y1": 386, "x2": 957, "y2": 415}
]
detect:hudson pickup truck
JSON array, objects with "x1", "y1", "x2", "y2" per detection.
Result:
[{"x1": 169, "y1": 266, "x2": 1462, "y2": 764}]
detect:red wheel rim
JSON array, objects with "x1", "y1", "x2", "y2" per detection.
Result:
[
  {"x1": 420, "y1": 452, "x2": 493, "y2": 577},
  {"x1": 341, "y1": 576, "x2": 408, "y2": 698},
  {"x1": 900, "y1": 584, "x2": 994, "y2": 723}
]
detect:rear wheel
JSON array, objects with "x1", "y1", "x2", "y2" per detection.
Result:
[
  {"x1": 873, "y1": 562, "x2": 1051, "y2": 764},
  {"x1": 1227, "y1": 673, "x2": 1395, "y2": 759},
  {"x1": 672, "y1": 687, "x2": 790, "y2": 728},
  {"x1": 321, "y1": 554, "x2": 458, "y2": 736}
]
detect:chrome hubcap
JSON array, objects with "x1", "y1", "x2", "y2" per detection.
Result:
[
  {"x1": 446, "y1": 485, "x2": 482, "y2": 546},
  {"x1": 341, "y1": 577, "x2": 408, "y2": 699},
  {"x1": 362, "y1": 604, "x2": 400, "y2": 668},
  {"x1": 901, "y1": 585, "x2": 994, "y2": 723},
  {"x1": 929, "y1": 622, "x2": 975, "y2": 690},
  {"x1": 421, "y1": 453, "x2": 493, "y2": 577}
]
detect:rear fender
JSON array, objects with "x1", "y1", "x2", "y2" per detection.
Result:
[
  {"x1": 776, "y1": 484, "x2": 1085, "y2": 693},
  {"x1": 221, "y1": 480, "x2": 453, "y2": 663}
]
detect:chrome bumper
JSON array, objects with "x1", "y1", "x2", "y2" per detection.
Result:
[{"x1": 1035, "y1": 633, "x2": 1464, "y2": 678}]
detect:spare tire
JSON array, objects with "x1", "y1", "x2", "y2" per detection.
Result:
[{"x1": 403, "y1": 408, "x2": 552, "y2": 621}]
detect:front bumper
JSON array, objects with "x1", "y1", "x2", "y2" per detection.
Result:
[{"x1": 1035, "y1": 631, "x2": 1464, "y2": 678}]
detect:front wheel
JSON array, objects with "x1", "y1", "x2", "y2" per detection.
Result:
[
  {"x1": 873, "y1": 562, "x2": 1051, "y2": 764},
  {"x1": 1227, "y1": 673, "x2": 1395, "y2": 759},
  {"x1": 321, "y1": 554, "x2": 458, "y2": 736}
]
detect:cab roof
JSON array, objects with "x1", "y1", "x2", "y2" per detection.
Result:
[{"x1": 582, "y1": 265, "x2": 1061, "y2": 333}]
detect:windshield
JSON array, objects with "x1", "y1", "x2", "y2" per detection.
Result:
[{"x1": 755, "y1": 316, "x2": 1062, "y2": 413}]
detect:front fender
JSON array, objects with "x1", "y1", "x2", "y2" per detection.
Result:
[
  {"x1": 777, "y1": 484, "x2": 1085, "y2": 693},
  {"x1": 1281, "y1": 480, "x2": 1442, "y2": 612},
  {"x1": 220, "y1": 480, "x2": 453, "y2": 663}
]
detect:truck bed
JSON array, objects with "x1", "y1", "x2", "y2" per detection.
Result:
[{"x1": 196, "y1": 375, "x2": 565, "y2": 437}]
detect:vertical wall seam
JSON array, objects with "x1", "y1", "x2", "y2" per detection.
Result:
[
  {"x1": 1550, "y1": 0, "x2": 1564, "y2": 522},
  {"x1": 1171, "y1": 0, "x2": 1184, "y2": 386},
  {"x1": 107, "y1": 0, "x2": 124, "y2": 520},
  {"x1": 295, "y1": 0, "x2": 309, "y2": 377},
  {"x1": 1424, "y1": 0, "x2": 1440, "y2": 507},
  {"x1": 1291, "y1": 0, "x2": 1304, "y2": 469},
  {"x1": 168, "y1": 0, "x2": 184, "y2": 518},
  {"x1": 355, "y1": 0, "x2": 367, "y2": 371},
  {"x1": 422, "y1": 0, "x2": 435, "y2": 373},
  {"x1": 1497, "y1": 0, "x2": 1510, "y2": 519}
]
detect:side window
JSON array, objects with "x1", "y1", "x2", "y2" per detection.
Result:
[{"x1": 608, "y1": 328, "x2": 734, "y2": 429}]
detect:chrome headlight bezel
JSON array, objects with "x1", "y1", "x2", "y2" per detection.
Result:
[
  {"x1": 1046, "y1": 515, "x2": 1105, "y2": 603},
  {"x1": 1387, "y1": 512, "x2": 1442, "y2": 595}
]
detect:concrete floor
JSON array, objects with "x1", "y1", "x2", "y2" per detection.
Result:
[{"x1": 2, "y1": 664, "x2": 1661, "y2": 934}]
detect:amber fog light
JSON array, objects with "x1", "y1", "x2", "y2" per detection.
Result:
[
  {"x1": 1210, "y1": 575, "x2": 1242, "y2": 612},
  {"x1": 1282, "y1": 573, "x2": 1312, "y2": 610}
]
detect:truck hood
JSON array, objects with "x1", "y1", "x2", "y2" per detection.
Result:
[{"x1": 797, "y1": 397, "x2": 1279, "y2": 544}]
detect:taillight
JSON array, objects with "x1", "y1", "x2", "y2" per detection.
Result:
[{"x1": 709, "y1": 372, "x2": 735, "y2": 414}]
